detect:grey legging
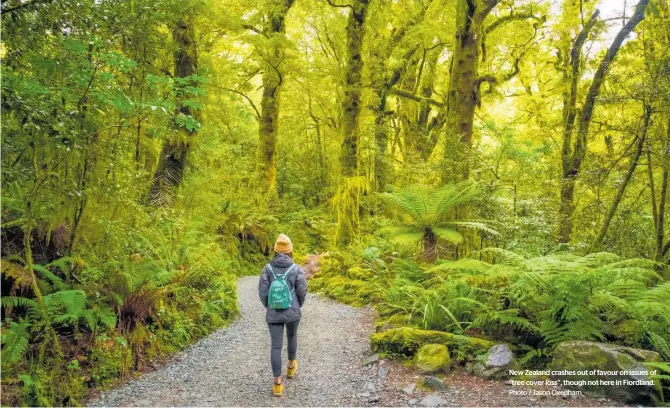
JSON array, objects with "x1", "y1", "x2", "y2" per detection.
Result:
[{"x1": 268, "y1": 320, "x2": 300, "y2": 377}]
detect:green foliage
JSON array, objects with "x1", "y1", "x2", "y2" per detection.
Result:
[
  {"x1": 2, "y1": 0, "x2": 669, "y2": 405},
  {"x1": 1, "y1": 319, "x2": 30, "y2": 366},
  {"x1": 377, "y1": 183, "x2": 498, "y2": 258}
]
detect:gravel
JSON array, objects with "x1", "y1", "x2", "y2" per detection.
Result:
[{"x1": 88, "y1": 276, "x2": 382, "y2": 407}]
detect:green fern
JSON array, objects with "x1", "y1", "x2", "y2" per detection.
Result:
[
  {"x1": 377, "y1": 183, "x2": 496, "y2": 259},
  {"x1": 1, "y1": 318, "x2": 30, "y2": 365}
]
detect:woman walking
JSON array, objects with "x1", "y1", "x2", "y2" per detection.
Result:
[{"x1": 258, "y1": 234, "x2": 308, "y2": 397}]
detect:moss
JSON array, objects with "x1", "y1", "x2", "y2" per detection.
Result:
[
  {"x1": 606, "y1": 319, "x2": 644, "y2": 345},
  {"x1": 371, "y1": 327, "x2": 493, "y2": 362},
  {"x1": 347, "y1": 266, "x2": 373, "y2": 280},
  {"x1": 311, "y1": 274, "x2": 377, "y2": 307},
  {"x1": 415, "y1": 344, "x2": 451, "y2": 373},
  {"x1": 550, "y1": 341, "x2": 661, "y2": 403}
]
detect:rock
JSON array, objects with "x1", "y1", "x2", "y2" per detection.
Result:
[
  {"x1": 363, "y1": 382, "x2": 377, "y2": 393},
  {"x1": 358, "y1": 392, "x2": 370, "y2": 398},
  {"x1": 362, "y1": 353, "x2": 380, "y2": 366},
  {"x1": 408, "y1": 399, "x2": 419, "y2": 406},
  {"x1": 418, "y1": 376, "x2": 446, "y2": 391},
  {"x1": 367, "y1": 395, "x2": 380, "y2": 403},
  {"x1": 301, "y1": 253, "x2": 327, "y2": 280},
  {"x1": 415, "y1": 344, "x2": 451, "y2": 374},
  {"x1": 371, "y1": 327, "x2": 493, "y2": 357},
  {"x1": 419, "y1": 395, "x2": 445, "y2": 407},
  {"x1": 473, "y1": 344, "x2": 517, "y2": 379},
  {"x1": 550, "y1": 340, "x2": 660, "y2": 404},
  {"x1": 378, "y1": 366, "x2": 389, "y2": 378},
  {"x1": 402, "y1": 384, "x2": 416, "y2": 395}
]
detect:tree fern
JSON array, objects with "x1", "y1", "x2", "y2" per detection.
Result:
[{"x1": 377, "y1": 183, "x2": 495, "y2": 259}]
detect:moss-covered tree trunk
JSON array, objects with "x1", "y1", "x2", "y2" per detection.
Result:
[
  {"x1": 372, "y1": 46, "x2": 419, "y2": 192},
  {"x1": 557, "y1": 0, "x2": 649, "y2": 243},
  {"x1": 336, "y1": 0, "x2": 369, "y2": 246},
  {"x1": 149, "y1": 18, "x2": 198, "y2": 206},
  {"x1": 257, "y1": 0, "x2": 295, "y2": 195},
  {"x1": 416, "y1": 48, "x2": 443, "y2": 161},
  {"x1": 443, "y1": 0, "x2": 499, "y2": 182}
]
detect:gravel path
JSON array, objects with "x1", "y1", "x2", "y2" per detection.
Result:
[{"x1": 89, "y1": 276, "x2": 382, "y2": 407}]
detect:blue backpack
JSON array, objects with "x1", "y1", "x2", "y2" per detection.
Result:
[{"x1": 267, "y1": 264, "x2": 297, "y2": 310}]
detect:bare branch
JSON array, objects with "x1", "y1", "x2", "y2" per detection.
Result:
[{"x1": 214, "y1": 86, "x2": 261, "y2": 121}]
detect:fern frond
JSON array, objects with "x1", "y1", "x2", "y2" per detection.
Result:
[
  {"x1": 579, "y1": 252, "x2": 621, "y2": 267},
  {"x1": 32, "y1": 264, "x2": 67, "y2": 290},
  {"x1": 1, "y1": 318, "x2": 30, "y2": 365},
  {"x1": 445, "y1": 221, "x2": 500, "y2": 237},
  {"x1": 432, "y1": 227, "x2": 464, "y2": 243},
  {"x1": 477, "y1": 247, "x2": 527, "y2": 267},
  {"x1": 647, "y1": 332, "x2": 670, "y2": 361}
]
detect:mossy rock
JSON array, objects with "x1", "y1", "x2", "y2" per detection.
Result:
[
  {"x1": 550, "y1": 340, "x2": 660, "y2": 404},
  {"x1": 415, "y1": 344, "x2": 451, "y2": 373},
  {"x1": 605, "y1": 319, "x2": 644, "y2": 345},
  {"x1": 370, "y1": 327, "x2": 493, "y2": 361}
]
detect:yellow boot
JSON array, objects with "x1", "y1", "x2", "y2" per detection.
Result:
[
  {"x1": 287, "y1": 360, "x2": 297, "y2": 379},
  {"x1": 273, "y1": 378, "x2": 283, "y2": 397}
]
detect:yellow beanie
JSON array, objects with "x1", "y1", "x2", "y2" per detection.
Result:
[{"x1": 274, "y1": 233, "x2": 293, "y2": 254}]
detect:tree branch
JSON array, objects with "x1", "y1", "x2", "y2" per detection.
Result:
[
  {"x1": 485, "y1": 11, "x2": 543, "y2": 34},
  {"x1": 389, "y1": 87, "x2": 445, "y2": 107},
  {"x1": 215, "y1": 86, "x2": 261, "y2": 121},
  {"x1": 1, "y1": 0, "x2": 52, "y2": 14},
  {"x1": 241, "y1": 23, "x2": 264, "y2": 36},
  {"x1": 326, "y1": 0, "x2": 353, "y2": 10}
]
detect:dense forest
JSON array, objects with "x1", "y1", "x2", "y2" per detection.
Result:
[{"x1": 1, "y1": 0, "x2": 669, "y2": 405}]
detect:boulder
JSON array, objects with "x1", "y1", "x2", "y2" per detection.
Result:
[
  {"x1": 473, "y1": 344, "x2": 517, "y2": 379},
  {"x1": 371, "y1": 327, "x2": 493, "y2": 359},
  {"x1": 415, "y1": 344, "x2": 451, "y2": 374},
  {"x1": 550, "y1": 340, "x2": 660, "y2": 404},
  {"x1": 418, "y1": 376, "x2": 446, "y2": 391}
]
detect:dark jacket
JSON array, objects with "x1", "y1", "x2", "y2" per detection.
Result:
[{"x1": 258, "y1": 253, "x2": 308, "y2": 324}]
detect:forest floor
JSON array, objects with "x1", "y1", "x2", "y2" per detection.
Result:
[{"x1": 87, "y1": 276, "x2": 625, "y2": 407}]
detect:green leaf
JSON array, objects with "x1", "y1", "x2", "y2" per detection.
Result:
[{"x1": 432, "y1": 227, "x2": 464, "y2": 243}]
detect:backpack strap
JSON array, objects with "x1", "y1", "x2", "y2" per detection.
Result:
[
  {"x1": 267, "y1": 264, "x2": 277, "y2": 280},
  {"x1": 267, "y1": 263, "x2": 296, "y2": 279}
]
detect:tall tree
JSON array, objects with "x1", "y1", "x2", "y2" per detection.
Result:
[
  {"x1": 256, "y1": 0, "x2": 296, "y2": 195},
  {"x1": 149, "y1": 17, "x2": 199, "y2": 206},
  {"x1": 333, "y1": 0, "x2": 369, "y2": 246},
  {"x1": 442, "y1": 0, "x2": 542, "y2": 181},
  {"x1": 369, "y1": 2, "x2": 429, "y2": 192},
  {"x1": 557, "y1": 0, "x2": 650, "y2": 243}
]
